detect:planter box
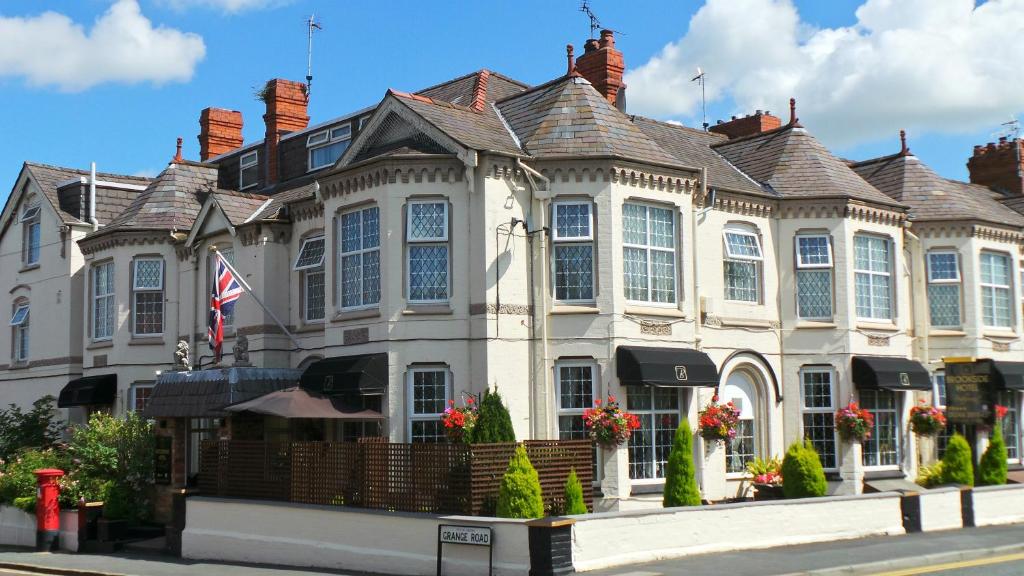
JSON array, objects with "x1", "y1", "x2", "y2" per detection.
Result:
[{"x1": 752, "y1": 483, "x2": 784, "y2": 501}]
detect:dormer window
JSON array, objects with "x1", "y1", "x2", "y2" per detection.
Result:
[
  {"x1": 21, "y1": 198, "x2": 40, "y2": 267},
  {"x1": 308, "y1": 125, "x2": 352, "y2": 171},
  {"x1": 239, "y1": 151, "x2": 258, "y2": 190}
]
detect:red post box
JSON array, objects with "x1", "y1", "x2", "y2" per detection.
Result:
[{"x1": 33, "y1": 468, "x2": 64, "y2": 551}]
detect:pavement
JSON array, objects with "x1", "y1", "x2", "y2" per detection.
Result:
[{"x1": 0, "y1": 523, "x2": 1022, "y2": 575}]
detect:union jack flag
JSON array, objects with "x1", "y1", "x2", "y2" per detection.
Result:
[{"x1": 208, "y1": 254, "x2": 243, "y2": 362}]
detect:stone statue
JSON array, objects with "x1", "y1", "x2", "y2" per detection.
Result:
[
  {"x1": 233, "y1": 334, "x2": 251, "y2": 366},
  {"x1": 173, "y1": 339, "x2": 191, "y2": 370}
]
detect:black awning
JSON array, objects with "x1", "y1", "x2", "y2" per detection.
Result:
[
  {"x1": 986, "y1": 360, "x2": 1024, "y2": 391},
  {"x1": 852, "y1": 356, "x2": 931, "y2": 391},
  {"x1": 58, "y1": 374, "x2": 117, "y2": 407},
  {"x1": 616, "y1": 346, "x2": 718, "y2": 387},
  {"x1": 300, "y1": 353, "x2": 388, "y2": 395}
]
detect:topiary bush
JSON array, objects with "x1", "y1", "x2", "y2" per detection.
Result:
[
  {"x1": 663, "y1": 419, "x2": 702, "y2": 507},
  {"x1": 472, "y1": 389, "x2": 516, "y2": 444},
  {"x1": 781, "y1": 439, "x2": 827, "y2": 498},
  {"x1": 496, "y1": 445, "x2": 544, "y2": 519},
  {"x1": 978, "y1": 424, "x2": 1008, "y2": 486},
  {"x1": 563, "y1": 468, "x2": 587, "y2": 515},
  {"x1": 941, "y1": 433, "x2": 974, "y2": 486}
]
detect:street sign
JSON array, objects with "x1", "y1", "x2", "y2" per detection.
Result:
[
  {"x1": 944, "y1": 360, "x2": 993, "y2": 426},
  {"x1": 437, "y1": 524, "x2": 492, "y2": 576}
]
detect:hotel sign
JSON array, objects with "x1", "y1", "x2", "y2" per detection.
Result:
[{"x1": 944, "y1": 360, "x2": 993, "y2": 425}]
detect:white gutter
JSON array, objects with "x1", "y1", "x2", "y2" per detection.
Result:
[{"x1": 88, "y1": 163, "x2": 98, "y2": 231}]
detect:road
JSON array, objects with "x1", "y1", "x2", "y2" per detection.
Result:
[{"x1": 872, "y1": 551, "x2": 1024, "y2": 575}]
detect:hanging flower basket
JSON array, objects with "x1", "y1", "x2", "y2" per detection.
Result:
[
  {"x1": 582, "y1": 394, "x2": 641, "y2": 448},
  {"x1": 835, "y1": 401, "x2": 874, "y2": 442},
  {"x1": 697, "y1": 395, "x2": 741, "y2": 443},
  {"x1": 441, "y1": 395, "x2": 478, "y2": 443},
  {"x1": 909, "y1": 400, "x2": 946, "y2": 436}
]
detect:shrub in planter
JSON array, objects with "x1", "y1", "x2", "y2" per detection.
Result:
[
  {"x1": 473, "y1": 389, "x2": 515, "y2": 444},
  {"x1": 563, "y1": 468, "x2": 587, "y2": 515},
  {"x1": 496, "y1": 445, "x2": 544, "y2": 519},
  {"x1": 978, "y1": 423, "x2": 1008, "y2": 486},
  {"x1": 663, "y1": 419, "x2": 702, "y2": 507},
  {"x1": 916, "y1": 462, "x2": 945, "y2": 488},
  {"x1": 781, "y1": 440, "x2": 827, "y2": 498},
  {"x1": 941, "y1": 433, "x2": 974, "y2": 486}
]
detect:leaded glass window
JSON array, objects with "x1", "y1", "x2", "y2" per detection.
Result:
[
  {"x1": 795, "y1": 235, "x2": 833, "y2": 319},
  {"x1": 409, "y1": 368, "x2": 448, "y2": 443},
  {"x1": 133, "y1": 258, "x2": 164, "y2": 336},
  {"x1": 926, "y1": 252, "x2": 960, "y2": 328},
  {"x1": 92, "y1": 262, "x2": 115, "y2": 340},
  {"x1": 623, "y1": 203, "x2": 676, "y2": 304},
  {"x1": 340, "y1": 207, "x2": 381, "y2": 309},
  {"x1": 861, "y1": 389, "x2": 900, "y2": 468},
  {"x1": 854, "y1": 235, "x2": 892, "y2": 320},
  {"x1": 407, "y1": 201, "x2": 449, "y2": 303},
  {"x1": 553, "y1": 202, "x2": 594, "y2": 302},
  {"x1": 723, "y1": 371, "x2": 759, "y2": 473},
  {"x1": 801, "y1": 368, "x2": 837, "y2": 469},
  {"x1": 998, "y1": 390, "x2": 1020, "y2": 463},
  {"x1": 980, "y1": 252, "x2": 1012, "y2": 328},
  {"x1": 556, "y1": 362, "x2": 598, "y2": 477},
  {"x1": 627, "y1": 386, "x2": 682, "y2": 480},
  {"x1": 723, "y1": 228, "x2": 762, "y2": 303}
]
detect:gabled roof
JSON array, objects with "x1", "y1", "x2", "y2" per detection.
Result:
[
  {"x1": 851, "y1": 153, "x2": 1024, "y2": 228},
  {"x1": 210, "y1": 190, "x2": 272, "y2": 226},
  {"x1": 713, "y1": 125, "x2": 903, "y2": 207},
  {"x1": 91, "y1": 161, "x2": 218, "y2": 236},
  {"x1": 632, "y1": 116, "x2": 766, "y2": 197},
  {"x1": 496, "y1": 76, "x2": 681, "y2": 167},
  {"x1": 393, "y1": 91, "x2": 524, "y2": 156},
  {"x1": 20, "y1": 162, "x2": 150, "y2": 224},
  {"x1": 416, "y1": 69, "x2": 529, "y2": 105}
]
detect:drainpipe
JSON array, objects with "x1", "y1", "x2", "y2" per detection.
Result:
[
  {"x1": 692, "y1": 168, "x2": 708, "y2": 350},
  {"x1": 88, "y1": 163, "x2": 98, "y2": 231}
]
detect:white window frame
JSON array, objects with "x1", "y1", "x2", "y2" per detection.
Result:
[
  {"x1": 129, "y1": 383, "x2": 155, "y2": 413},
  {"x1": 555, "y1": 360, "x2": 597, "y2": 433},
  {"x1": 723, "y1": 227, "x2": 763, "y2": 303},
  {"x1": 239, "y1": 151, "x2": 258, "y2": 190},
  {"x1": 551, "y1": 201, "x2": 595, "y2": 304},
  {"x1": 854, "y1": 234, "x2": 894, "y2": 321},
  {"x1": 627, "y1": 386, "x2": 685, "y2": 483},
  {"x1": 406, "y1": 200, "x2": 450, "y2": 304},
  {"x1": 795, "y1": 234, "x2": 834, "y2": 320},
  {"x1": 10, "y1": 301, "x2": 29, "y2": 363},
  {"x1": 132, "y1": 258, "x2": 165, "y2": 336},
  {"x1": 860, "y1": 388, "x2": 902, "y2": 470},
  {"x1": 980, "y1": 251, "x2": 1013, "y2": 329},
  {"x1": 294, "y1": 235, "x2": 326, "y2": 323},
  {"x1": 307, "y1": 124, "x2": 352, "y2": 171},
  {"x1": 926, "y1": 251, "x2": 961, "y2": 328},
  {"x1": 339, "y1": 207, "x2": 382, "y2": 311},
  {"x1": 998, "y1": 389, "x2": 1021, "y2": 465},
  {"x1": 21, "y1": 201, "x2": 40, "y2": 267},
  {"x1": 799, "y1": 367, "x2": 838, "y2": 471},
  {"x1": 407, "y1": 366, "x2": 450, "y2": 443},
  {"x1": 622, "y1": 202, "x2": 678, "y2": 306},
  {"x1": 92, "y1": 262, "x2": 115, "y2": 341}
]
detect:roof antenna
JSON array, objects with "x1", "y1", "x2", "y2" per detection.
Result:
[
  {"x1": 305, "y1": 13, "x2": 322, "y2": 99},
  {"x1": 691, "y1": 67, "x2": 708, "y2": 131},
  {"x1": 580, "y1": 0, "x2": 601, "y2": 38}
]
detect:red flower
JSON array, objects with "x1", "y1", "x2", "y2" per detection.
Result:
[{"x1": 996, "y1": 404, "x2": 1009, "y2": 419}]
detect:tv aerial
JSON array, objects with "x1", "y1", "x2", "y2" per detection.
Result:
[
  {"x1": 994, "y1": 116, "x2": 1020, "y2": 141},
  {"x1": 579, "y1": 1, "x2": 623, "y2": 39},
  {"x1": 692, "y1": 67, "x2": 708, "y2": 131},
  {"x1": 305, "y1": 13, "x2": 323, "y2": 98}
]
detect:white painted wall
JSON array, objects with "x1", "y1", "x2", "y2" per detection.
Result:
[
  {"x1": 917, "y1": 487, "x2": 963, "y2": 532},
  {"x1": 0, "y1": 506, "x2": 77, "y2": 551},
  {"x1": 972, "y1": 484, "x2": 1024, "y2": 527}
]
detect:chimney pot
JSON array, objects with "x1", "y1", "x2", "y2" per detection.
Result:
[
  {"x1": 584, "y1": 39, "x2": 599, "y2": 53},
  {"x1": 566, "y1": 44, "x2": 576, "y2": 76},
  {"x1": 999, "y1": 136, "x2": 1008, "y2": 144},
  {"x1": 899, "y1": 129, "x2": 909, "y2": 156},
  {"x1": 599, "y1": 29, "x2": 615, "y2": 49},
  {"x1": 968, "y1": 136, "x2": 1024, "y2": 195},
  {"x1": 755, "y1": 109, "x2": 762, "y2": 115},
  {"x1": 789, "y1": 98, "x2": 797, "y2": 125},
  {"x1": 575, "y1": 30, "x2": 626, "y2": 107},
  {"x1": 173, "y1": 137, "x2": 183, "y2": 163},
  {"x1": 709, "y1": 109, "x2": 783, "y2": 140}
]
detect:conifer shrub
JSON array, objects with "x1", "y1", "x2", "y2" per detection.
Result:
[
  {"x1": 978, "y1": 424, "x2": 1008, "y2": 486},
  {"x1": 941, "y1": 433, "x2": 974, "y2": 486},
  {"x1": 563, "y1": 468, "x2": 588, "y2": 515},
  {"x1": 663, "y1": 419, "x2": 702, "y2": 507},
  {"x1": 781, "y1": 439, "x2": 827, "y2": 498},
  {"x1": 496, "y1": 445, "x2": 544, "y2": 519},
  {"x1": 472, "y1": 389, "x2": 516, "y2": 444}
]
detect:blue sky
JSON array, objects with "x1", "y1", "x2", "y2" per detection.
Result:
[{"x1": 1, "y1": 0, "x2": 1020, "y2": 203}]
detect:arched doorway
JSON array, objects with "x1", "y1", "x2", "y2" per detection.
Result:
[{"x1": 719, "y1": 355, "x2": 774, "y2": 475}]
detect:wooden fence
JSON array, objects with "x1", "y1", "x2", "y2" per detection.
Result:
[{"x1": 198, "y1": 440, "x2": 593, "y2": 516}]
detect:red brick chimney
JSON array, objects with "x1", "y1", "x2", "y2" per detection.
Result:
[
  {"x1": 198, "y1": 108, "x2": 244, "y2": 161},
  {"x1": 967, "y1": 137, "x2": 1024, "y2": 195},
  {"x1": 262, "y1": 79, "x2": 309, "y2": 184},
  {"x1": 708, "y1": 110, "x2": 783, "y2": 140},
  {"x1": 575, "y1": 29, "x2": 625, "y2": 108}
]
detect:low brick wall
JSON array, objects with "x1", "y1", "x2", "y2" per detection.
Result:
[
  {"x1": 182, "y1": 497, "x2": 530, "y2": 576},
  {"x1": 0, "y1": 506, "x2": 77, "y2": 551},
  {"x1": 917, "y1": 487, "x2": 963, "y2": 532},
  {"x1": 571, "y1": 492, "x2": 905, "y2": 571},
  {"x1": 972, "y1": 484, "x2": 1024, "y2": 527}
]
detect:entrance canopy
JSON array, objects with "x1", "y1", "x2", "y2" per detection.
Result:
[
  {"x1": 224, "y1": 387, "x2": 384, "y2": 420},
  {"x1": 852, "y1": 356, "x2": 931, "y2": 391},
  {"x1": 57, "y1": 374, "x2": 116, "y2": 407},
  {"x1": 616, "y1": 346, "x2": 718, "y2": 387},
  {"x1": 144, "y1": 367, "x2": 301, "y2": 419},
  {"x1": 300, "y1": 354, "x2": 388, "y2": 395}
]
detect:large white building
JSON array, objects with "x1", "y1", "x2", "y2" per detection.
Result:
[{"x1": 2, "y1": 31, "x2": 1022, "y2": 507}]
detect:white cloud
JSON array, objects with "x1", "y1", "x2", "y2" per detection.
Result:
[
  {"x1": 625, "y1": 0, "x2": 1024, "y2": 147},
  {"x1": 0, "y1": 0, "x2": 205, "y2": 92},
  {"x1": 159, "y1": 0, "x2": 290, "y2": 13}
]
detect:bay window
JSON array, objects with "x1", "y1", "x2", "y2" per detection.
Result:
[
  {"x1": 132, "y1": 258, "x2": 164, "y2": 335},
  {"x1": 861, "y1": 389, "x2": 900, "y2": 468},
  {"x1": 795, "y1": 235, "x2": 833, "y2": 319},
  {"x1": 980, "y1": 252, "x2": 1012, "y2": 328},
  {"x1": 552, "y1": 202, "x2": 595, "y2": 302},
  {"x1": 294, "y1": 235, "x2": 326, "y2": 322},
  {"x1": 927, "y1": 252, "x2": 961, "y2": 328},
  {"x1": 622, "y1": 203, "x2": 676, "y2": 304},
  {"x1": 408, "y1": 367, "x2": 449, "y2": 443},
  {"x1": 723, "y1": 226, "x2": 762, "y2": 303},
  {"x1": 854, "y1": 235, "x2": 893, "y2": 320},
  {"x1": 407, "y1": 201, "x2": 449, "y2": 304},
  {"x1": 92, "y1": 262, "x2": 115, "y2": 340},
  {"x1": 339, "y1": 206, "x2": 381, "y2": 310}
]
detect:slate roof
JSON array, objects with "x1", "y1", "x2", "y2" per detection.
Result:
[
  {"x1": 93, "y1": 161, "x2": 218, "y2": 235},
  {"x1": 851, "y1": 153, "x2": 1024, "y2": 227},
  {"x1": 21, "y1": 162, "x2": 150, "y2": 225},
  {"x1": 631, "y1": 116, "x2": 766, "y2": 196},
  {"x1": 496, "y1": 76, "x2": 681, "y2": 166},
  {"x1": 392, "y1": 91, "x2": 524, "y2": 156},
  {"x1": 260, "y1": 180, "x2": 318, "y2": 222},
  {"x1": 211, "y1": 190, "x2": 271, "y2": 226},
  {"x1": 144, "y1": 367, "x2": 302, "y2": 418},
  {"x1": 712, "y1": 126, "x2": 903, "y2": 207},
  {"x1": 1002, "y1": 194, "x2": 1024, "y2": 218},
  {"x1": 417, "y1": 70, "x2": 529, "y2": 105}
]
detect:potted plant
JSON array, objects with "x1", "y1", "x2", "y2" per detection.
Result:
[
  {"x1": 582, "y1": 394, "x2": 640, "y2": 448},
  {"x1": 697, "y1": 395, "x2": 741, "y2": 444},
  {"x1": 835, "y1": 401, "x2": 874, "y2": 442},
  {"x1": 909, "y1": 400, "x2": 947, "y2": 436},
  {"x1": 745, "y1": 456, "x2": 784, "y2": 500},
  {"x1": 441, "y1": 395, "x2": 478, "y2": 443}
]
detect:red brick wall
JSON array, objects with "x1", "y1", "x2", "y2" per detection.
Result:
[
  {"x1": 967, "y1": 138, "x2": 1024, "y2": 195},
  {"x1": 575, "y1": 30, "x2": 625, "y2": 107},
  {"x1": 709, "y1": 112, "x2": 783, "y2": 140},
  {"x1": 198, "y1": 108, "x2": 244, "y2": 161},
  {"x1": 262, "y1": 79, "x2": 310, "y2": 184}
]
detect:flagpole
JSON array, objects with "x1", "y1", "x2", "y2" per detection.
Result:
[{"x1": 211, "y1": 247, "x2": 301, "y2": 349}]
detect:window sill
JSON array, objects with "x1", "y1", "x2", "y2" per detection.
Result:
[
  {"x1": 856, "y1": 322, "x2": 899, "y2": 332},
  {"x1": 19, "y1": 264, "x2": 40, "y2": 273},
  {"x1": 402, "y1": 305, "x2": 453, "y2": 316},
  {"x1": 863, "y1": 469, "x2": 905, "y2": 480},
  {"x1": 720, "y1": 317, "x2": 774, "y2": 329},
  {"x1": 624, "y1": 305, "x2": 686, "y2": 319},
  {"x1": 982, "y1": 330, "x2": 1017, "y2": 339},
  {"x1": 628, "y1": 481, "x2": 664, "y2": 495},
  {"x1": 294, "y1": 323, "x2": 325, "y2": 334},
  {"x1": 333, "y1": 308, "x2": 380, "y2": 322},
  {"x1": 723, "y1": 299, "x2": 761, "y2": 306},
  {"x1": 929, "y1": 329, "x2": 966, "y2": 337},
  {"x1": 128, "y1": 337, "x2": 164, "y2": 346},
  {"x1": 87, "y1": 340, "x2": 114, "y2": 350},
  {"x1": 795, "y1": 320, "x2": 837, "y2": 329},
  {"x1": 550, "y1": 304, "x2": 600, "y2": 315}
]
